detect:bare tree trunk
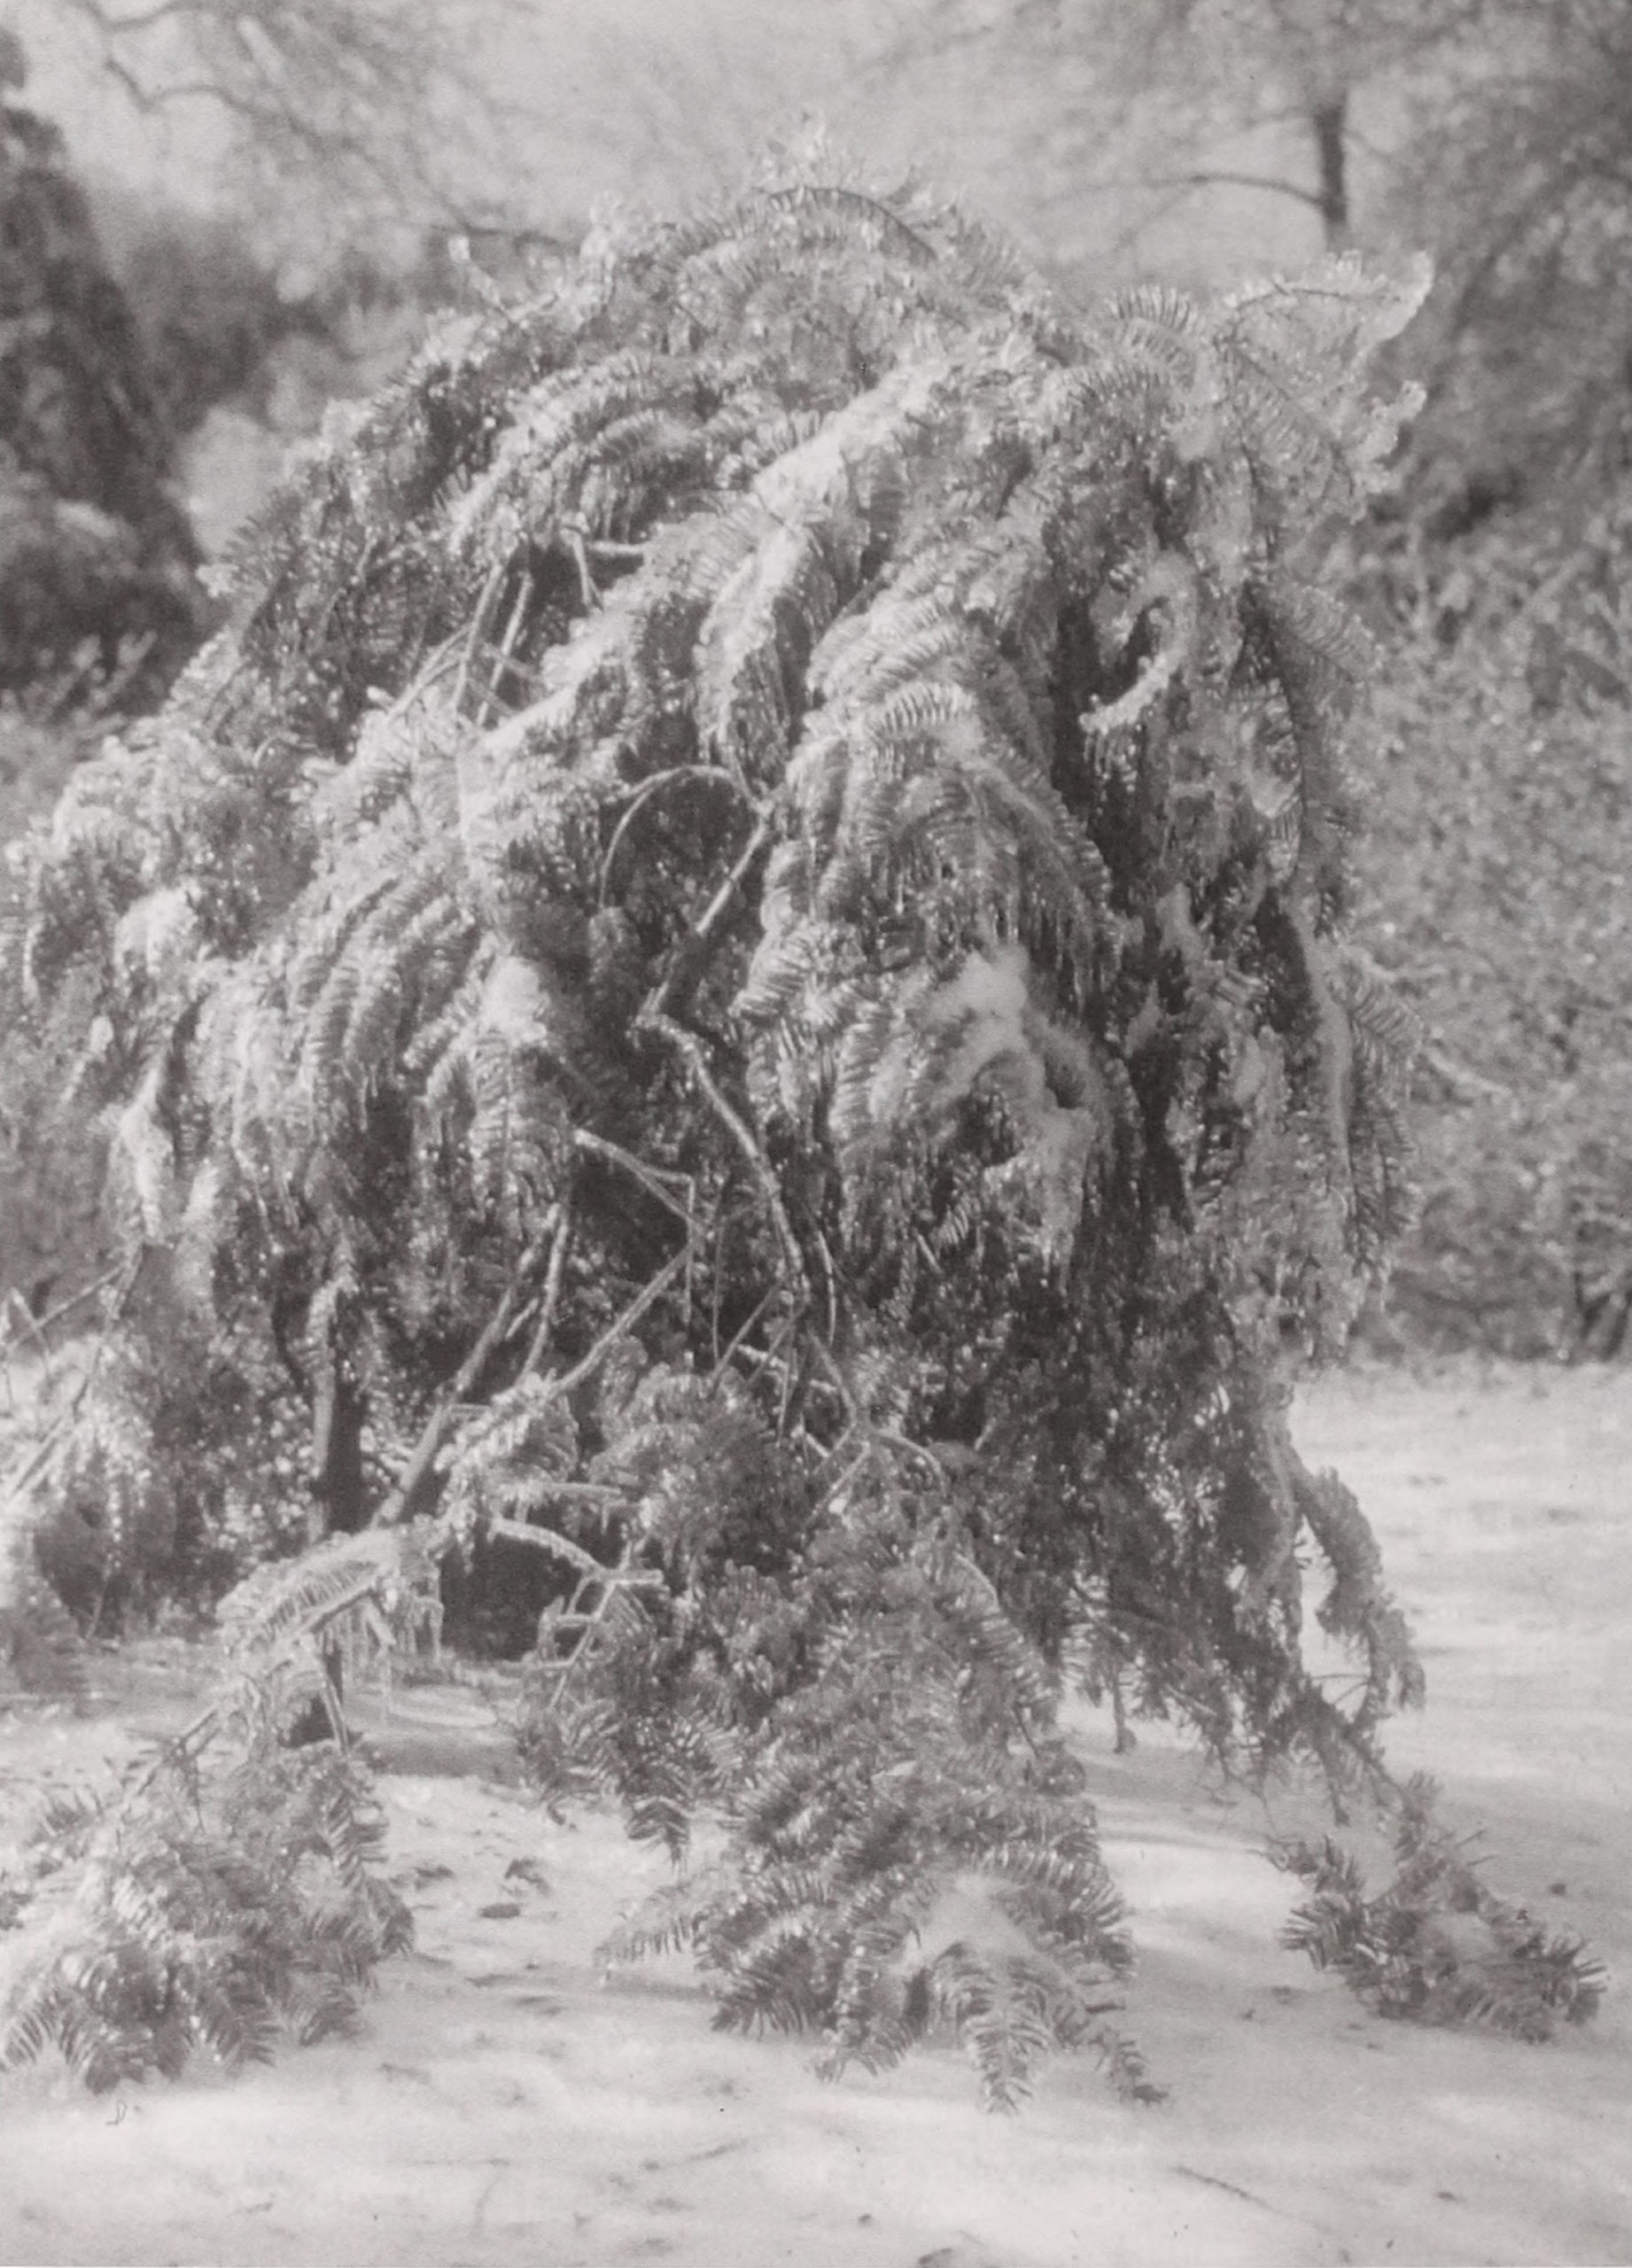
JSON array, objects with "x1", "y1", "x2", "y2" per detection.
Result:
[
  {"x1": 311, "y1": 1355, "x2": 369, "y2": 1536},
  {"x1": 1313, "y1": 95, "x2": 1350, "y2": 249}
]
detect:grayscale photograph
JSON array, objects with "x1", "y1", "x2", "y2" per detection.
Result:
[{"x1": 0, "y1": 4, "x2": 1626, "y2": 2264}]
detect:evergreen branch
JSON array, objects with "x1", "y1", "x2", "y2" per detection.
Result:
[{"x1": 1274, "y1": 1779, "x2": 1607, "y2": 2040}]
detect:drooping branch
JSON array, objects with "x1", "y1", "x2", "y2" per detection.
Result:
[{"x1": 1132, "y1": 167, "x2": 1327, "y2": 212}]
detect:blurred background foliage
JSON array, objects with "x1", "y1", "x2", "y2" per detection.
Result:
[{"x1": 5, "y1": 0, "x2": 1632, "y2": 1362}]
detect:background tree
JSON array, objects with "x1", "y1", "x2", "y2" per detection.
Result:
[
  {"x1": 0, "y1": 28, "x2": 198, "y2": 695},
  {"x1": 875, "y1": 0, "x2": 1488, "y2": 271},
  {"x1": 1345, "y1": 0, "x2": 1632, "y2": 1351},
  {"x1": 9, "y1": 0, "x2": 509, "y2": 280},
  {"x1": 1349, "y1": 512, "x2": 1632, "y2": 1354},
  {"x1": 0, "y1": 26, "x2": 205, "y2": 1331},
  {"x1": 1387, "y1": 0, "x2": 1632, "y2": 493}
]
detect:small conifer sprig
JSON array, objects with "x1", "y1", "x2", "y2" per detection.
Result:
[
  {"x1": 1275, "y1": 1775, "x2": 1606, "y2": 2040},
  {"x1": 0, "y1": 1526, "x2": 434, "y2": 2091},
  {"x1": 0, "y1": 1736, "x2": 411, "y2": 2092},
  {"x1": 597, "y1": 1492, "x2": 1161, "y2": 2111}
]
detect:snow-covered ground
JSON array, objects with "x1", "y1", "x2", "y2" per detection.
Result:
[{"x1": 1, "y1": 1363, "x2": 1628, "y2": 2268}]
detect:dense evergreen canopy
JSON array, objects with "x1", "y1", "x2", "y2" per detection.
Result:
[{"x1": 4, "y1": 161, "x2": 1436, "y2": 2097}]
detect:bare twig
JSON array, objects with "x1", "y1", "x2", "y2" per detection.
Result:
[
  {"x1": 597, "y1": 767, "x2": 758, "y2": 905},
  {"x1": 533, "y1": 1542, "x2": 665, "y2": 1712},
  {"x1": 805, "y1": 1336, "x2": 859, "y2": 1427},
  {"x1": 487, "y1": 1517, "x2": 621, "y2": 1574},
  {"x1": 812, "y1": 1223, "x2": 840, "y2": 1346},
  {"x1": 548, "y1": 1238, "x2": 698, "y2": 1402},
  {"x1": 12, "y1": 1269, "x2": 123, "y2": 1343},
  {"x1": 0, "y1": 1420, "x2": 75, "y2": 1523},
  {"x1": 571, "y1": 1129, "x2": 693, "y2": 1219},
  {"x1": 638, "y1": 1008, "x2": 808, "y2": 1305},
  {"x1": 641, "y1": 810, "x2": 774, "y2": 1021},
  {"x1": 452, "y1": 558, "x2": 507, "y2": 719},
  {"x1": 2, "y1": 1247, "x2": 155, "y2": 1511},
  {"x1": 520, "y1": 1200, "x2": 575, "y2": 1378},
  {"x1": 371, "y1": 1230, "x2": 548, "y2": 1528},
  {"x1": 124, "y1": 1703, "x2": 227, "y2": 1799},
  {"x1": 561, "y1": 524, "x2": 601, "y2": 613},
  {"x1": 1, "y1": 1290, "x2": 51, "y2": 1381},
  {"x1": 501, "y1": 1478, "x2": 626, "y2": 1508},
  {"x1": 476, "y1": 565, "x2": 535, "y2": 728},
  {"x1": 707, "y1": 1282, "x2": 781, "y2": 1391},
  {"x1": 1131, "y1": 168, "x2": 1325, "y2": 214}
]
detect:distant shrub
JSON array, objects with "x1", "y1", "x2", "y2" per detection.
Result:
[
  {"x1": 1351, "y1": 486, "x2": 1632, "y2": 1355},
  {"x1": 0, "y1": 62, "x2": 202, "y2": 703},
  {"x1": 1, "y1": 1734, "x2": 412, "y2": 2089}
]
